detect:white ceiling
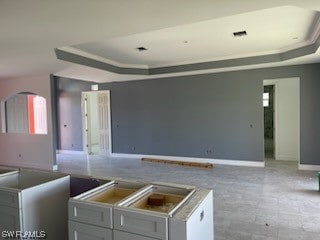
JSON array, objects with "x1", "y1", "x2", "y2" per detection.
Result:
[
  {"x1": 73, "y1": 6, "x2": 319, "y2": 68},
  {"x1": 1, "y1": 0, "x2": 320, "y2": 82}
]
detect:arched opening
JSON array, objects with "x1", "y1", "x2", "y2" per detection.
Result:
[{"x1": 1, "y1": 92, "x2": 48, "y2": 135}]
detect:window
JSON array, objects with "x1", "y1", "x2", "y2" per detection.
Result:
[
  {"x1": 2, "y1": 93, "x2": 47, "y2": 134},
  {"x1": 263, "y1": 92, "x2": 269, "y2": 107}
]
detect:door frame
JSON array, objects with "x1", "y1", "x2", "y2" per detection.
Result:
[
  {"x1": 263, "y1": 78, "x2": 300, "y2": 164},
  {"x1": 81, "y1": 90, "x2": 112, "y2": 155},
  {"x1": 263, "y1": 81, "x2": 278, "y2": 160}
]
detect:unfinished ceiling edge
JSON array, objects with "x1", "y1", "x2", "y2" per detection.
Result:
[
  {"x1": 55, "y1": 35, "x2": 320, "y2": 76},
  {"x1": 148, "y1": 54, "x2": 282, "y2": 75},
  {"x1": 55, "y1": 48, "x2": 150, "y2": 75},
  {"x1": 56, "y1": 46, "x2": 149, "y2": 69},
  {"x1": 309, "y1": 12, "x2": 320, "y2": 42}
]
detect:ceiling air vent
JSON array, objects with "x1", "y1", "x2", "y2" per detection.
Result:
[
  {"x1": 233, "y1": 31, "x2": 247, "y2": 37},
  {"x1": 136, "y1": 46, "x2": 147, "y2": 51}
]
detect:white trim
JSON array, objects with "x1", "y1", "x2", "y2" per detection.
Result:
[
  {"x1": 106, "y1": 91, "x2": 112, "y2": 156},
  {"x1": 263, "y1": 80, "x2": 279, "y2": 160},
  {"x1": 111, "y1": 153, "x2": 265, "y2": 167},
  {"x1": 263, "y1": 77, "x2": 300, "y2": 164},
  {"x1": 52, "y1": 164, "x2": 58, "y2": 171},
  {"x1": 1, "y1": 101, "x2": 6, "y2": 133},
  {"x1": 299, "y1": 164, "x2": 320, "y2": 171},
  {"x1": 56, "y1": 150, "x2": 85, "y2": 154},
  {"x1": 81, "y1": 92, "x2": 89, "y2": 155}
]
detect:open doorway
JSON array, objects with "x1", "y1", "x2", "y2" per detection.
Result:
[
  {"x1": 263, "y1": 78, "x2": 300, "y2": 164},
  {"x1": 264, "y1": 85, "x2": 275, "y2": 159},
  {"x1": 82, "y1": 91, "x2": 111, "y2": 156}
]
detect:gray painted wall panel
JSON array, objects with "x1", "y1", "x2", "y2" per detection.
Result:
[
  {"x1": 56, "y1": 63, "x2": 320, "y2": 165},
  {"x1": 55, "y1": 77, "x2": 92, "y2": 151},
  {"x1": 101, "y1": 72, "x2": 264, "y2": 161}
]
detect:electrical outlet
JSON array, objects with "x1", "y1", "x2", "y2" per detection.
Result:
[{"x1": 206, "y1": 149, "x2": 213, "y2": 154}]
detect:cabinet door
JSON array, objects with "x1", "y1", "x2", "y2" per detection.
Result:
[
  {"x1": 186, "y1": 191, "x2": 214, "y2": 240},
  {"x1": 69, "y1": 221, "x2": 112, "y2": 240},
  {"x1": 113, "y1": 208, "x2": 168, "y2": 240},
  {"x1": 0, "y1": 206, "x2": 21, "y2": 233},
  {"x1": 0, "y1": 189, "x2": 20, "y2": 208},
  {"x1": 169, "y1": 190, "x2": 214, "y2": 240},
  {"x1": 69, "y1": 200, "x2": 112, "y2": 228},
  {"x1": 114, "y1": 230, "x2": 158, "y2": 240}
]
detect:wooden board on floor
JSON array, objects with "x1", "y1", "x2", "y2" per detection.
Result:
[{"x1": 141, "y1": 158, "x2": 213, "y2": 169}]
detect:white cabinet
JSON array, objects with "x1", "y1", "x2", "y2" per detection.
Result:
[
  {"x1": 0, "y1": 206, "x2": 21, "y2": 232},
  {"x1": 114, "y1": 230, "x2": 158, "y2": 240},
  {"x1": 0, "y1": 167, "x2": 18, "y2": 177},
  {"x1": 114, "y1": 185, "x2": 213, "y2": 240},
  {"x1": 0, "y1": 169, "x2": 70, "y2": 240},
  {"x1": 68, "y1": 180, "x2": 214, "y2": 240},
  {"x1": 169, "y1": 189, "x2": 214, "y2": 240},
  {"x1": 69, "y1": 221, "x2": 112, "y2": 240},
  {"x1": 69, "y1": 200, "x2": 113, "y2": 228},
  {"x1": 113, "y1": 208, "x2": 168, "y2": 239},
  {"x1": 68, "y1": 180, "x2": 147, "y2": 240},
  {"x1": 0, "y1": 189, "x2": 20, "y2": 208}
]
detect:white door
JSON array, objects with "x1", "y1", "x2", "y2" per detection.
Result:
[
  {"x1": 98, "y1": 92, "x2": 110, "y2": 155},
  {"x1": 6, "y1": 94, "x2": 28, "y2": 133},
  {"x1": 82, "y1": 91, "x2": 111, "y2": 156},
  {"x1": 33, "y1": 96, "x2": 47, "y2": 134}
]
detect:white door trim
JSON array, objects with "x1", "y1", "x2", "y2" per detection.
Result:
[
  {"x1": 81, "y1": 92, "x2": 90, "y2": 155},
  {"x1": 263, "y1": 77, "x2": 300, "y2": 164},
  {"x1": 263, "y1": 80, "x2": 279, "y2": 160}
]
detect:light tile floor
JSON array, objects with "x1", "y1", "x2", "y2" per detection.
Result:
[{"x1": 57, "y1": 154, "x2": 320, "y2": 240}]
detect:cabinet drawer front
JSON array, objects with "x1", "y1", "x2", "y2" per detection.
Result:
[
  {"x1": 69, "y1": 221, "x2": 112, "y2": 240},
  {"x1": 114, "y1": 209, "x2": 168, "y2": 240},
  {"x1": 0, "y1": 206, "x2": 21, "y2": 232},
  {"x1": 114, "y1": 230, "x2": 158, "y2": 240},
  {"x1": 69, "y1": 201, "x2": 112, "y2": 228},
  {"x1": 0, "y1": 190, "x2": 20, "y2": 208}
]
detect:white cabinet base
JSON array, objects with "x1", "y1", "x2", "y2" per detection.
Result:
[
  {"x1": 0, "y1": 207, "x2": 21, "y2": 232},
  {"x1": 113, "y1": 208, "x2": 168, "y2": 240},
  {"x1": 114, "y1": 230, "x2": 157, "y2": 240},
  {"x1": 69, "y1": 221, "x2": 112, "y2": 240}
]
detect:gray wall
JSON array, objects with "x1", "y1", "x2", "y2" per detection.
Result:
[
  {"x1": 54, "y1": 77, "x2": 92, "y2": 151},
  {"x1": 56, "y1": 63, "x2": 320, "y2": 165},
  {"x1": 101, "y1": 75, "x2": 263, "y2": 161}
]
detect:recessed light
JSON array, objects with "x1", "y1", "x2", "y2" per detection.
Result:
[
  {"x1": 233, "y1": 31, "x2": 247, "y2": 37},
  {"x1": 183, "y1": 40, "x2": 188, "y2": 43},
  {"x1": 136, "y1": 47, "x2": 147, "y2": 51}
]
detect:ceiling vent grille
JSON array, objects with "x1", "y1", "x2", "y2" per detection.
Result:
[{"x1": 233, "y1": 31, "x2": 247, "y2": 37}]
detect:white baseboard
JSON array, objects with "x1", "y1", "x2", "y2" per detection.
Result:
[
  {"x1": 111, "y1": 153, "x2": 265, "y2": 167},
  {"x1": 299, "y1": 164, "x2": 320, "y2": 171},
  {"x1": 56, "y1": 150, "x2": 85, "y2": 155}
]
